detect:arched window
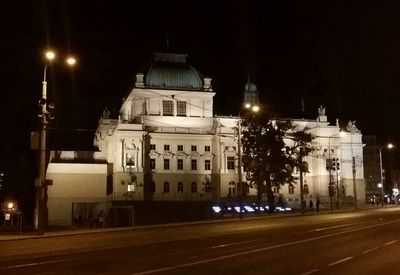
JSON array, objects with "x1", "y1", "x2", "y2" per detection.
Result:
[
  {"x1": 191, "y1": 182, "x2": 197, "y2": 193},
  {"x1": 177, "y1": 182, "x2": 183, "y2": 192},
  {"x1": 163, "y1": 182, "x2": 170, "y2": 193}
]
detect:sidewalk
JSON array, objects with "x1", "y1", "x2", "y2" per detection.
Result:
[{"x1": 0, "y1": 204, "x2": 394, "y2": 242}]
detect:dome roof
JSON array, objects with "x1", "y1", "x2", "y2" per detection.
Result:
[
  {"x1": 144, "y1": 53, "x2": 203, "y2": 90},
  {"x1": 245, "y1": 81, "x2": 257, "y2": 92}
]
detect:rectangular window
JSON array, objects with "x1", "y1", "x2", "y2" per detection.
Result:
[
  {"x1": 164, "y1": 144, "x2": 170, "y2": 151},
  {"x1": 177, "y1": 159, "x2": 183, "y2": 170},
  {"x1": 150, "y1": 144, "x2": 156, "y2": 150},
  {"x1": 205, "y1": 160, "x2": 211, "y2": 170},
  {"x1": 164, "y1": 159, "x2": 170, "y2": 170},
  {"x1": 177, "y1": 101, "x2": 186, "y2": 116},
  {"x1": 191, "y1": 159, "x2": 197, "y2": 170},
  {"x1": 191, "y1": 182, "x2": 197, "y2": 193},
  {"x1": 191, "y1": 145, "x2": 197, "y2": 152},
  {"x1": 163, "y1": 100, "x2": 173, "y2": 116},
  {"x1": 150, "y1": 158, "x2": 156, "y2": 170},
  {"x1": 227, "y1": 156, "x2": 235, "y2": 170},
  {"x1": 205, "y1": 145, "x2": 210, "y2": 152},
  {"x1": 177, "y1": 145, "x2": 183, "y2": 151}
]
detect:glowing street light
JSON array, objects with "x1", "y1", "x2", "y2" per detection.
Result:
[
  {"x1": 379, "y1": 143, "x2": 394, "y2": 206},
  {"x1": 36, "y1": 49, "x2": 77, "y2": 235}
]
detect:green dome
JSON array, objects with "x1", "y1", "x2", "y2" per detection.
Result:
[{"x1": 145, "y1": 53, "x2": 203, "y2": 90}]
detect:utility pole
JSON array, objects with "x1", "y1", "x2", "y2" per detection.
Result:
[
  {"x1": 352, "y1": 156, "x2": 357, "y2": 210},
  {"x1": 237, "y1": 119, "x2": 243, "y2": 219}
]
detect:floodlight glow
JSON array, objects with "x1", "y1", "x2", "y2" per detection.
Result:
[
  {"x1": 234, "y1": 206, "x2": 241, "y2": 213},
  {"x1": 252, "y1": 105, "x2": 260, "y2": 112},
  {"x1": 245, "y1": 103, "x2": 251, "y2": 109},
  {"x1": 7, "y1": 202, "x2": 14, "y2": 209},
  {"x1": 45, "y1": 51, "x2": 55, "y2": 61},
  {"x1": 66, "y1": 57, "x2": 76, "y2": 66},
  {"x1": 212, "y1": 206, "x2": 222, "y2": 213},
  {"x1": 387, "y1": 143, "x2": 394, "y2": 149},
  {"x1": 244, "y1": 205, "x2": 255, "y2": 212}
]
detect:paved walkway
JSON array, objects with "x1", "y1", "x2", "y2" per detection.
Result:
[{"x1": 0, "y1": 204, "x2": 394, "y2": 242}]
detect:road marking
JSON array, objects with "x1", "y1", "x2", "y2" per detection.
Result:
[
  {"x1": 362, "y1": 247, "x2": 379, "y2": 254},
  {"x1": 328, "y1": 256, "x2": 353, "y2": 266},
  {"x1": 130, "y1": 219, "x2": 400, "y2": 275},
  {"x1": 1, "y1": 258, "x2": 78, "y2": 270},
  {"x1": 300, "y1": 268, "x2": 320, "y2": 275},
  {"x1": 311, "y1": 223, "x2": 356, "y2": 232},
  {"x1": 384, "y1": 240, "x2": 397, "y2": 246}
]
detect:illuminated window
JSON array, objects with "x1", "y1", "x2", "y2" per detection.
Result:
[
  {"x1": 191, "y1": 159, "x2": 197, "y2": 170},
  {"x1": 227, "y1": 157, "x2": 235, "y2": 170},
  {"x1": 164, "y1": 159, "x2": 170, "y2": 170},
  {"x1": 177, "y1": 159, "x2": 183, "y2": 170},
  {"x1": 150, "y1": 158, "x2": 156, "y2": 170},
  {"x1": 205, "y1": 160, "x2": 211, "y2": 170},
  {"x1": 163, "y1": 100, "x2": 173, "y2": 116},
  {"x1": 177, "y1": 101, "x2": 186, "y2": 116},
  {"x1": 163, "y1": 182, "x2": 170, "y2": 193},
  {"x1": 177, "y1": 182, "x2": 183, "y2": 192}
]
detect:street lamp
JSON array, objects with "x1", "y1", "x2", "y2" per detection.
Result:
[
  {"x1": 379, "y1": 143, "x2": 394, "y2": 206},
  {"x1": 237, "y1": 103, "x2": 259, "y2": 219},
  {"x1": 36, "y1": 50, "x2": 76, "y2": 235}
]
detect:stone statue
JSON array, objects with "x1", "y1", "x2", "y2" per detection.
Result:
[
  {"x1": 318, "y1": 105, "x2": 326, "y2": 116},
  {"x1": 102, "y1": 107, "x2": 111, "y2": 119},
  {"x1": 346, "y1": 120, "x2": 360, "y2": 133}
]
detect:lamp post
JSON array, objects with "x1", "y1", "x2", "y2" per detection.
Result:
[
  {"x1": 36, "y1": 50, "x2": 76, "y2": 235},
  {"x1": 237, "y1": 103, "x2": 259, "y2": 219},
  {"x1": 379, "y1": 143, "x2": 394, "y2": 206}
]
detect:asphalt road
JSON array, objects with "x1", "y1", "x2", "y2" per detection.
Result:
[{"x1": 1, "y1": 208, "x2": 400, "y2": 275}]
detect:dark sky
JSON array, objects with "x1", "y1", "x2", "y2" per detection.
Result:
[{"x1": 2, "y1": 0, "x2": 400, "y2": 165}]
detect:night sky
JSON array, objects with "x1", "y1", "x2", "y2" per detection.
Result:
[{"x1": 2, "y1": 1, "x2": 400, "y2": 179}]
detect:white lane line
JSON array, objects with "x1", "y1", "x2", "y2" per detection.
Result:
[
  {"x1": 1, "y1": 258, "x2": 78, "y2": 270},
  {"x1": 311, "y1": 223, "x2": 356, "y2": 232},
  {"x1": 328, "y1": 256, "x2": 353, "y2": 266},
  {"x1": 362, "y1": 247, "x2": 379, "y2": 254},
  {"x1": 300, "y1": 268, "x2": 320, "y2": 275},
  {"x1": 384, "y1": 240, "x2": 397, "y2": 246}
]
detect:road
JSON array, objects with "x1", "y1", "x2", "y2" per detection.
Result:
[{"x1": 1, "y1": 208, "x2": 399, "y2": 274}]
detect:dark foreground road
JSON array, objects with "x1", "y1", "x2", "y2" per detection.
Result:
[{"x1": 1, "y1": 208, "x2": 400, "y2": 275}]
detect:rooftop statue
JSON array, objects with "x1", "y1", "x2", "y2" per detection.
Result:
[
  {"x1": 318, "y1": 105, "x2": 326, "y2": 116},
  {"x1": 346, "y1": 120, "x2": 360, "y2": 133}
]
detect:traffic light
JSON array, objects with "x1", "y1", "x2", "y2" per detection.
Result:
[
  {"x1": 326, "y1": 159, "x2": 333, "y2": 171},
  {"x1": 331, "y1": 158, "x2": 340, "y2": 171}
]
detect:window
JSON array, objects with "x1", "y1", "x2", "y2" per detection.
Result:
[
  {"x1": 163, "y1": 100, "x2": 173, "y2": 116},
  {"x1": 177, "y1": 182, "x2": 183, "y2": 192},
  {"x1": 191, "y1": 159, "x2": 197, "y2": 170},
  {"x1": 191, "y1": 182, "x2": 197, "y2": 193},
  {"x1": 177, "y1": 159, "x2": 183, "y2": 170},
  {"x1": 228, "y1": 181, "x2": 236, "y2": 196},
  {"x1": 191, "y1": 145, "x2": 197, "y2": 152},
  {"x1": 177, "y1": 101, "x2": 186, "y2": 116},
  {"x1": 163, "y1": 182, "x2": 170, "y2": 193},
  {"x1": 164, "y1": 159, "x2": 170, "y2": 170},
  {"x1": 204, "y1": 182, "x2": 211, "y2": 193},
  {"x1": 150, "y1": 158, "x2": 156, "y2": 170},
  {"x1": 227, "y1": 156, "x2": 235, "y2": 170},
  {"x1": 150, "y1": 144, "x2": 156, "y2": 150},
  {"x1": 126, "y1": 153, "x2": 135, "y2": 167},
  {"x1": 288, "y1": 185, "x2": 294, "y2": 194},
  {"x1": 205, "y1": 145, "x2": 210, "y2": 152},
  {"x1": 164, "y1": 144, "x2": 170, "y2": 151},
  {"x1": 303, "y1": 184, "x2": 309, "y2": 194},
  {"x1": 177, "y1": 145, "x2": 183, "y2": 151},
  {"x1": 205, "y1": 160, "x2": 211, "y2": 170}
]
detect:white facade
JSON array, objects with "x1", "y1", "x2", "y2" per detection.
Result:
[{"x1": 46, "y1": 52, "x2": 365, "y2": 226}]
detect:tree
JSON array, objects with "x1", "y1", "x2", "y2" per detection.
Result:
[
  {"x1": 241, "y1": 112, "x2": 294, "y2": 211},
  {"x1": 286, "y1": 129, "x2": 315, "y2": 212}
]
